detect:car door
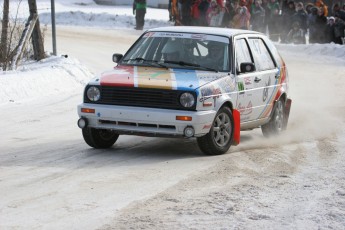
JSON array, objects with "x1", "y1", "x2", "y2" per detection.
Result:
[
  {"x1": 246, "y1": 37, "x2": 278, "y2": 120},
  {"x1": 234, "y1": 37, "x2": 257, "y2": 122}
]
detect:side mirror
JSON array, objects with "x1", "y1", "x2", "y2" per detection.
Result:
[
  {"x1": 112, "y1": 53, "x2": 123, "y2": 63},
  {"x1": 240, "y1": 62, "x2": 256, "y2": 73}
]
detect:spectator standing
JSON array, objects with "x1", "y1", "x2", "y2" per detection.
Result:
[
  {"x1": 133, "y1": 0, "x2": 147, "y2": 30},
  {"x1": 180, "y1": 0, "x2": 192, "y2": 25},
  {"x1": 206, "y1": 0, "x2": 219, "y2": 25},
  {"x1": 333, "y1": 17, "x2": 345, "y2": 44},
  {"x1": 267, "y1": 0, "x2": 281, "y2": 41},
  {"x1": 314, "y1": 0, "x2": 328, "y2": 16},
  {"x1": 292, "y1": 2, "x2": 308, "y2": 43},
  {"x1": 308, "y1": 7, "x2": 327, "y2": 43},
  {"x1": 317, "y1": 5, "x2": 328, "y2": 43},
  {"x1": 325, "y1": 16, "x2": 336, "y2": 43},
  {"x1": 261, "y1": 0, "x2": 270, "y2": 34},
  {"x1": 232, "y1": 0, "x2": 251, "y2": 29},
  {"x1": 198, "y1": 0, "x2": 210, "y2": 26},
  {"x1": 281, "y1": 0, "x2": 296, "y2": 43},
  {"x1": 222, "y1": 0, "x2": 233, "y2": 27},
  {"x1": 171, "y1": 0, "x2": 181, "y2": 25},
  {"x1": 332, "y1": 3, "x2": 345, "y2": 21},
  {"x1": 307, "y1": 7, "x2": 318, "y2": 43},
  {"x1": 168, "y1": 0, "x2": 173, "y2": 21},
  {"x1": 191, "y1": 0, "x2": 201, "y2": 25},
  {"x1": 305, "y1": 3, "x2": 314, "y2": 15},
  {"x1": 208, "y1": 3, "x2": 224, "y2": 27},
  {"x1": 287, "y1": 21, "x2": 305, "y2": 43},
  {"x1": 251, "y1": 0, "x2": 266, "y2": 32}
]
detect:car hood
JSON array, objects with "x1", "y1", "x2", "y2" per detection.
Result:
[{"x1": 97, "y1": 65, "x2": 229, "y2": 91}]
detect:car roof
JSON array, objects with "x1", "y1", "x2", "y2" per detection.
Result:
[{"x1": 146, "y1": 26, "x2": 261, "y2": 38}]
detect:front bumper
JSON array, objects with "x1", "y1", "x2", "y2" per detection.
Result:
[{"x1": 77, "y1": 103, "x2": 216, "y2": 137}]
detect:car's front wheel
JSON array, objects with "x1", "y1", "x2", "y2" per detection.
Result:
[
  {"x1": 197, "y1": 106, "x2": 234, "y2": 155},
  {"x1": 261, "y1": 98, "x2": 285, "y2": 137},
  {"x1": 82, "y1": 128, "x2": 119, "y2": 149}
]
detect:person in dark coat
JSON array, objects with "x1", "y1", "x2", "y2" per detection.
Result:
[
  {"x1": 133, "y1": 0, "x2": 147, "y2": 30},
  {"x1": 222, "y1": 0, "x2": 233, "y2": 27},
  {"x1": 251, "y1": 0, "x2": 266, "y2": 32},
  {"x1": 332, "y1": 3, "x2": 345, "y2": 21},
  {"x1": 267, "y1": 0, "x2": 281, "y2": 41},
  {"x1": 287, "y1": 21, "x2": 305, "y2": 43},
  {"x1": 281, "y1": 0, "x2": 296, "y2": 43},
  {"x1": 333, "y1": 17, "x2": 345, "y2": 44},
  {"x1": 308, "y1": 7, "x2": 327, "y2": 43},
  {"x1": 198, "y1": 0, "x2": 210, "y2": 26},
  {"x1": 292, "y1": 2, "x2": 307, "y2": 43},
  {"x1": 180, "y1": 0, "x2": 192, "y2": 25},
  {"x1": 325, "y1": 16, "x2": 336, "y2": 43}
]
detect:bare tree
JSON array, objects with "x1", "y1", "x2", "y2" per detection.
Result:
[
  {"x1": 0, "y1": 0, "x2": 10, "y2": 62},
  {"x1": 28, "y1": 0, "x2": 45, "y2": 60}
]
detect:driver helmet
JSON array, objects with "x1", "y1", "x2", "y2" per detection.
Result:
[
  {"x1": 207, "y1": 41, "x2": 224, "y2": 60},
  {"x1": 162, "y1": 40, "x2": 182, "y2": 61}
]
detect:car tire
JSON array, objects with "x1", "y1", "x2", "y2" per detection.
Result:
[
  {"x1": 197, "y1": 106, "x2": 234, "y2": 155},
  {"x1": 261, "y1": 98, "x2": 285, "y2": 137},
  {"x1": 82, "y1": 128, "x2": 119, "y2": 149}
]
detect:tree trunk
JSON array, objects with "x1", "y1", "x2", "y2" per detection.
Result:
[
  {"x1": 28, "y1": 0, "x2": 45, "y2": 60},
  {"x1": 0, "y1": 0, "x2": 10, "y2": 62}
]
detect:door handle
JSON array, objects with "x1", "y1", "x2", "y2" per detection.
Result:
[{"x1": 254, "y1": 77, "x2": 261, "y2": 83}]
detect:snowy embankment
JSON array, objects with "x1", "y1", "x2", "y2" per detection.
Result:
[
  {"x1": 277, "y1": 43, "x2": 345, "y2": 61},
  {"x1": 0, "y1": 56, "x2": 93, "y2": 105},
  {"x1": 39, "y1": 11, "x2": 172, "y2": 30}
]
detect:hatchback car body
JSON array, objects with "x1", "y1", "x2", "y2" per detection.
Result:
[{"x1": 77, "y1": 26, "x2": 292, "y2": 155}]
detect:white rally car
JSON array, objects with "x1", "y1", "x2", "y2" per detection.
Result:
[{"x1": 77, "y1": 26, "x2": 292, "y2": 155}]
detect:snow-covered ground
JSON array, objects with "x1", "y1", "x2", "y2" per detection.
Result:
[{"x1": 1, "y1": 1, "x2": 345, "y2": 229}]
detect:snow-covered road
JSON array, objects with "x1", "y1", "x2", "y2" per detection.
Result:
[{"x1": 1, "y1": 26, "x2": 345, "y2": 229}]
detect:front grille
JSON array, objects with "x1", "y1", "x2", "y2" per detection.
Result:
[{"x1": 84, "y1": 86, "x2": 196, "y2": 111}]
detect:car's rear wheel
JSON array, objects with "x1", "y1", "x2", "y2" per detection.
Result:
[
  {"x1": 197, "y1": 106, "x2": 234, "y2": 155},
  {"x1": 82, "y1": 128, "x2": 119, "y2": 149},
  {"x1": 261, "y1": 98, "x2": 285, "y2": 137}
]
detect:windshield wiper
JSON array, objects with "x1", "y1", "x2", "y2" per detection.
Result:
[
  {"x1": 122, "y1": 58, "x2": 168, "y2": 68},
  {"x1": 163, "y1": 60, "x2": 218, "y2": 72},
  {"x1": 122, "y1": 57, "x2": 143, "y2": 62},
  {"x1": 122, "y1": 59, "x2": 218, "y2": 72},
  {"x1": 163, "y1": 60, "x2": 199, "y2": 67}
]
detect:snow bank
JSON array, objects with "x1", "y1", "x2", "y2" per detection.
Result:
[
  {"x1": 38, "y1": 11, "x2": 172, "y2": 30},
  {"x1": 276, "y1": 43, "x2": 345, "y2": 62},
  {"x1": 0, "y1": 56, "x2": 93, "y2": 105}
]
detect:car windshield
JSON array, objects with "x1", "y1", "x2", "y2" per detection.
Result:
[{"x1": 121, "y1": 32, "x2": 230, "y2": 72}]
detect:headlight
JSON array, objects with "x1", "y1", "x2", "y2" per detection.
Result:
[
  {"x1": 87, "y1": 86, "x2": 101, "y2": 101},
  {"x1": 180, "y1": 92, "x2": 195, "y2": 108}
]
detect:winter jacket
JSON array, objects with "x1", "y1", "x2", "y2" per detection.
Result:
[
  {"x1": 251, "y1": 4, "x2": 265, "y2": 30},
  {"x1": 334, "y1": 9, "x2": 345, "y2": 21},
  {"x1": 133, "y1": 0, "x2": 147, "y2": 11},
  {"x1": 293, "y1": 9, "x2": 308, "y2": 31}
]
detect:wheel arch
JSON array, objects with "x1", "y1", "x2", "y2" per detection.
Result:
[{"x1": 279, "y1": 92, "x2": 287, "y2": 104}]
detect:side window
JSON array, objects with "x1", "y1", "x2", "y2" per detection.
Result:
[
  {"x1": 235, "y1": 38, "x2": 252, "y2": 71},
  {"x1": 248, "y1": 38, "x2": 275, "y2": 71}
]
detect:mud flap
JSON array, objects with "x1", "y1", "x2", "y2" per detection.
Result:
[
  {"x1": 232, "y1": 109, "x2": 240, "y2": 146},
  {"x1": 283, "y1": 98, "x2": 292, "y2": 130}
]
